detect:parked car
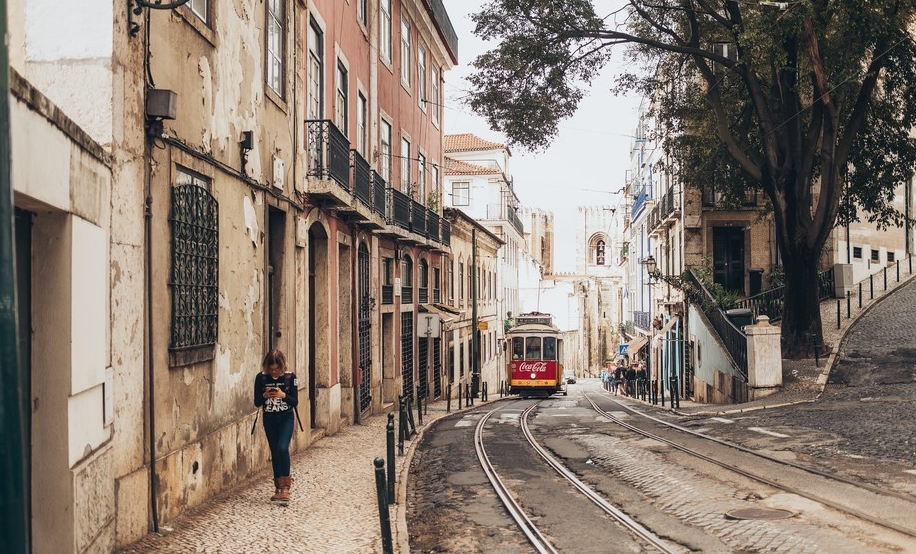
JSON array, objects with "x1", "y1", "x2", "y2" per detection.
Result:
[{"x1": 562, "y1": 369, "x2": 576, "y2": 384}]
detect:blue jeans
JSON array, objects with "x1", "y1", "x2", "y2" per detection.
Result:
[{"x1": 263, "y1": 413, "x2": 294, "y2": 478}]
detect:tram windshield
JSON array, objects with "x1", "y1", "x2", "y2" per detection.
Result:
[
  {"x1": 512, "y1": 337, "x2": 524, "y2": 360},
  {"x1": 525, "y1": 337, "x2": 542, "y2": 360},
  {"x1": 542, "y1": 337, "x2": 557, "y2": 360}
]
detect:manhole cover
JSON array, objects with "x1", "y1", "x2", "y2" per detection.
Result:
[{"x1": 725, "y1": 507, "x2": 794, "y2": 520}]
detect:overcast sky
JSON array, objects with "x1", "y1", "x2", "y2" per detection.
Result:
[{"x1": 442, "y1": 0, "x2": 643, "y2": 272}]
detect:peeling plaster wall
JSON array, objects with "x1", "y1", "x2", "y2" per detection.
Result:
[{"x1": 146, "y1": 0, "x2": 302, "y2": 523}]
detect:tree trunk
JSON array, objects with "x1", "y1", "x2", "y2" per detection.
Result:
[{"x1": 780, "y1": 249, "x2": 824, "y2": 358}]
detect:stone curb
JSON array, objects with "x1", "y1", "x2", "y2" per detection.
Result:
[
  {"x1": 816, "y1": 271, "x2": 916, "y2": 392},
  {"x1": 392, "y1": 395, "x2": 506, "y2": 554}
]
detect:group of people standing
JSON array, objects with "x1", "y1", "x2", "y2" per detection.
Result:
[{"x1": 601, "y1": 361, "x2": 647, "y2": 397}]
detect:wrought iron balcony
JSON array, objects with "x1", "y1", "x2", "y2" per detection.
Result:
[
  {"x1": 634, "y1": 310, "x2": 650, "y2": 331},
  {"x1": 371, "y1": 171, "x2": 387, "y2": 218},
  {"x1": 351, "y1": 150, "x2": 371, "y2": 206},
  {"x1": 402, "y1": 285, "x2": 413, "y2": 304},
  {"x1": 419, "y1": 286, "x2": 429, "y2": 304},
  {"x1": 389, "y1": 188, "x2": 411, "y2": 229},
  {"x1": 306, "y1": 119, "x2": 350, "y2": 190},
  {"x1": 427, "y1": 211, "x2": 440, "y2": 242},
  {"x1": 382, "y1": 284, "x2": 394, "y2": 305},
  {"x1": 411, "y1": 200, "x2": 427, "y2": 236},
  {"x1": 702, "y1": 184, "x2": 758, "y2": 208}
]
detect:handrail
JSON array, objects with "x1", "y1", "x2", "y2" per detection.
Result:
[
  {"x1": 731, "y1": 267, "x2": 835, "y2": 322},
  {"x1": 684, "y1": 270, "x2": 748, "y2": 380}
]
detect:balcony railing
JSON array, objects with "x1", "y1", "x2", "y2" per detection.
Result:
[
  {"x1": 507, "y1": 207, "x2": 524, "y2": 236},
  {"x1": 441, "y1": 219, "x2": 451, "y2": 246},
  {"x1": 702, "y1": 185, "x2": 758, "y2": 208},
  {"x1": 730, "y1": 267, "x2": 835, "y2": 322},
  {"x1": 371, "y1": 171, "x2": 387, "y2": 217},
  {"x1": 419, "y1": 286, "x2": 429, "y2": 304},
  {"x1": 402, "y1": 284, "x2": 413, "y2": 303},
  {"x1": 389, "y1": 188, "x2": 411, "y2": 229},
  {"x1": 382, "y1": 284, "x2": 394, "y2": 305},
  {"x1": 306, "y1": 119, "x2": 350, "y2": 190},
  {"x1": 351, "y1": 150, "x2": 371, "y2": 206},
  {"x1": 427, "y1": 211, "x2": 440, "y2": 242},
  {"x1": 433, "y1": 287, "x2": 440, "y2": 303},
  {"x1": 411, "y1": 199, "x2": 427, "y2": 236},
  {"x1": 485, "y1": 203, "x2": 524, "y2": 236},
  {"x1": 634, "y1": 310, "x2": 650, "y2": 331}
]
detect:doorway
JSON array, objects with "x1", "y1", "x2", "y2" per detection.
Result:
[
  {"x1": 308, "y1": 224, "x2": 329, "y2": 428},
  {"x1": 15, "y1": 209, "x2": 32, "y2": 549},
  {"x1": 712, "y1": 227, "x2": 745, "y2": 293},
  {"x1": 357, "y1": 243, "x2": 371, "y2": 413}
]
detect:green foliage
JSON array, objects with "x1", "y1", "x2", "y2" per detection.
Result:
[{"x1": 691, "y1": 256, "x2": 739, "y2": 310}]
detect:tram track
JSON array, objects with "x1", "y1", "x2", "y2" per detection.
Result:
[
  {"x1": 474, "y1": 399, "x2": 684, "y2": 554},
  {"x1": 585, "y1": 392, "x2": 916, "y2": 540}
]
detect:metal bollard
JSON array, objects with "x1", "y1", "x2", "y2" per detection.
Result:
[
  {"x1": 374, "y1": 458, "x2": 395, "y2": 554},
  {"x1": 837, "y1": 299, "x2": 841, "y2": 329},
  {"x1": 870, "y1": 274, "x2": 874, "y2": 299},
  {"x1": 406, "y1": 395, "x2": 417, "y2": 436},
  {"x1": 813, "y1": 337, "x2": 820, "y2": 367},
  {"x1": 397, "y1": 396, "x2": 405, "y2": 455},
  {"x1": 910, "y1": 253, "x2": 913, "y2": 274},
  {"x1": 416, "y1": 387, "x2": 423, "y2": 426},
  {"x1": 884, "y1": 266, "x2": 888, "y2": 290},
  {"x1": 847, "y1": 290, "x2": 851, "y2": 318},
  {"x1": 446, "y1": 384, "x2": 451, "y2": 413},
  {"x1": 483, "y1": 381, "x2": 488, "y2": 402},
  {"x1": 386, "y1": 413, "x2": 395, "y2": 503},
  {"x1": 859, "y1": 282, "x2": 863, "y2": 308},
  {"x1": 898, "y1": 262, "x2": 901, "y2": 282},
  {"x1": 669, "y1": 376, "x2": 676, "y2": 409}
]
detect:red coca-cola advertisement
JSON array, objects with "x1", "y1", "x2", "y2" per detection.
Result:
[{"x1": 510, "y1": 360, "x2": 558, "y2": 382}]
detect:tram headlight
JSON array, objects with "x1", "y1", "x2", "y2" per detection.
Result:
[{"x1": 530, "y1": 373, "x2": 536, "y2": 379}]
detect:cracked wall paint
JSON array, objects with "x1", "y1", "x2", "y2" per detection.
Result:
[{"x1": 243, "y1": 194, "x2": 259, "y2": 246}]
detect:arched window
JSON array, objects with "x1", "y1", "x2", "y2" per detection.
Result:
[
  {"x1": 418, "y1": 258, "x2": 429, "y2": 303},
  {"x1": 588, "y1": 233, "x2": 609, "y2": 267},
  {"x1": 402, "y1": 255, "x2": 414, "y2": 303},
  {"x1": 596, "y1": 240, "x2": 606, "y2": 265}
]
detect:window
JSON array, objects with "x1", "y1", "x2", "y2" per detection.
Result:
[
  {"x1": 402, "y1": 255, "x2": 414, "y2": 303},
  {"x1": 853, "y1": 246, "x2": 862, "y2": 259},
  {"x1": 418, "y1": 153, "x2": 426, "y2": 202},
  {"x1": 871, "y1": 249, "x2": 880, "y2": 262},
  {"x1": 357, "y1": 0, "x2": 367, "y2": 27},
  {"x1": 266, "y1": 0, "x2": 285, "y2": 96},
  {"x1": 335, "y1": 61, "x2": 348, "y2": 134},
  {"x1": 432, "y1": 165, "x2": 439, "y2": 200},
  {"x1": 382, "y1": 257, "x2": 394, "y2": 304},
  {"x1": 525, "y1": 337, "x2": 541, "y2": 360},
  {"x1": 356, "y1": 92, "x2": 367, "y2": 155},
  {"x1": 307, "y1": 20, "x2": 324, "y2": 119},
  {"x1": 401, "y1": 137, "x2": 411, "y2": 192},
  {"x1": 433, "y1": 267, "x2": 441, "y2": 303},
  {"x1": 380, "y1": 119, "x2": 392, "y2": 184},
  {"x1": 400, "y1": 17, "x2": 411, "y2": 86},
  {"x1": 596, "y1": 240, "x2": 606, "y2": 265},
  {"x1": 543, "y1": 337, "x2": 557, "y2": 360},
  {"x1": 380, "y1": 0, "x2": 392, "y2": 62},
  {"x1": 512, "y1": 337, "x2": 524, "y2": 360},
  {"x1": 459, "y1": 262, "x2": 464, "y2": 301},
  {"x1": 888, "y1": 251, "x2": 896, "y2": 263},
  {"x1": 418, "y1": 43, "x2": 427, "y2": 110},
  {"x1": 170, "y1": 168, "x2": 218, "y2": 351},
  {"x1": 430, "y1": 67, "x2": 440, "y2": 125},
  {"x1": 190, "y1": 0, "x2": 208, "y2": 23},
  {"x1": 449, "y1": 261, "x2": 454, "y2": 301},
  {"x1": 452, "y1": 181, "x2": 469, "y2": 206}
]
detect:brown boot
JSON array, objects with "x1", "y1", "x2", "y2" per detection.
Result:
[
  {"x1": 270, "y1": 478, "x2": 282, "y2": 501},
  {"x1": 274, "y1": 476, "x2": 292, "y2": 502}
]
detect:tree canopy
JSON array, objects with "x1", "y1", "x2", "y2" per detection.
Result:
[{"x1": 468, "y1": 0, "x2": 916, "y2": 356}]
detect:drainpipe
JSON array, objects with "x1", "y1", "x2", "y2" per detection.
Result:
[
  {"x1": 0, "y1": 0, "x2": 29, "y2": 550},
  {"x1": 143, "y1": 10, "x2": 160, "y2": 533}
]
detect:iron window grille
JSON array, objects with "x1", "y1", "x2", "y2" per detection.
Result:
[
  {"x1": 169, "y1": 175, "x2": 219, "y2": 351},
  {"x1": 358, "y1": 244, "x2": 372, "y2": 412},
  {"x1": 401, "y1": 311, "x2": 414, "y2": 397}
]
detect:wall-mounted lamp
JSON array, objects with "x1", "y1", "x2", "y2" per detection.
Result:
[
  {"x1": 129, "y1": 0, "x2": 193, "y2": 38},
  {"x1": 240, "y1": 131, "x2": 254, "y2": 173},
  {"x1": 145, "y1": 89, "x2": 177, "y2": 139}
]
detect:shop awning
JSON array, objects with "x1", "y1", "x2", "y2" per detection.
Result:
[
  {"x1": 420, "y1": 304, "x2": 461, "y2": 323},
  {"x1": 625, "y1": 335, "x2": 648, "y2": 353}
]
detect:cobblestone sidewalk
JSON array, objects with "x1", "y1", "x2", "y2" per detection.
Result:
[{"x1": 119, "y1": 395, "x2": 492, "y2": 554}]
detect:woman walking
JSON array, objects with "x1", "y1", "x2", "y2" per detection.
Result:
[{"x1": 254, "y1": 349, "x2": 298, "y2": 503}]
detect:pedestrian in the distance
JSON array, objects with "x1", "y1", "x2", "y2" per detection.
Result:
[
  {"x1": 626, "y1": 364, "x2": 637, "y2": 397},
  {"x1": 254, "y1": 348, "x2": 298, "y2": 503}
]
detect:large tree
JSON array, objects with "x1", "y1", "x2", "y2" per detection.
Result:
[{"x1": 467, "y1": 0, "x2": 916, "y2": 357}]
